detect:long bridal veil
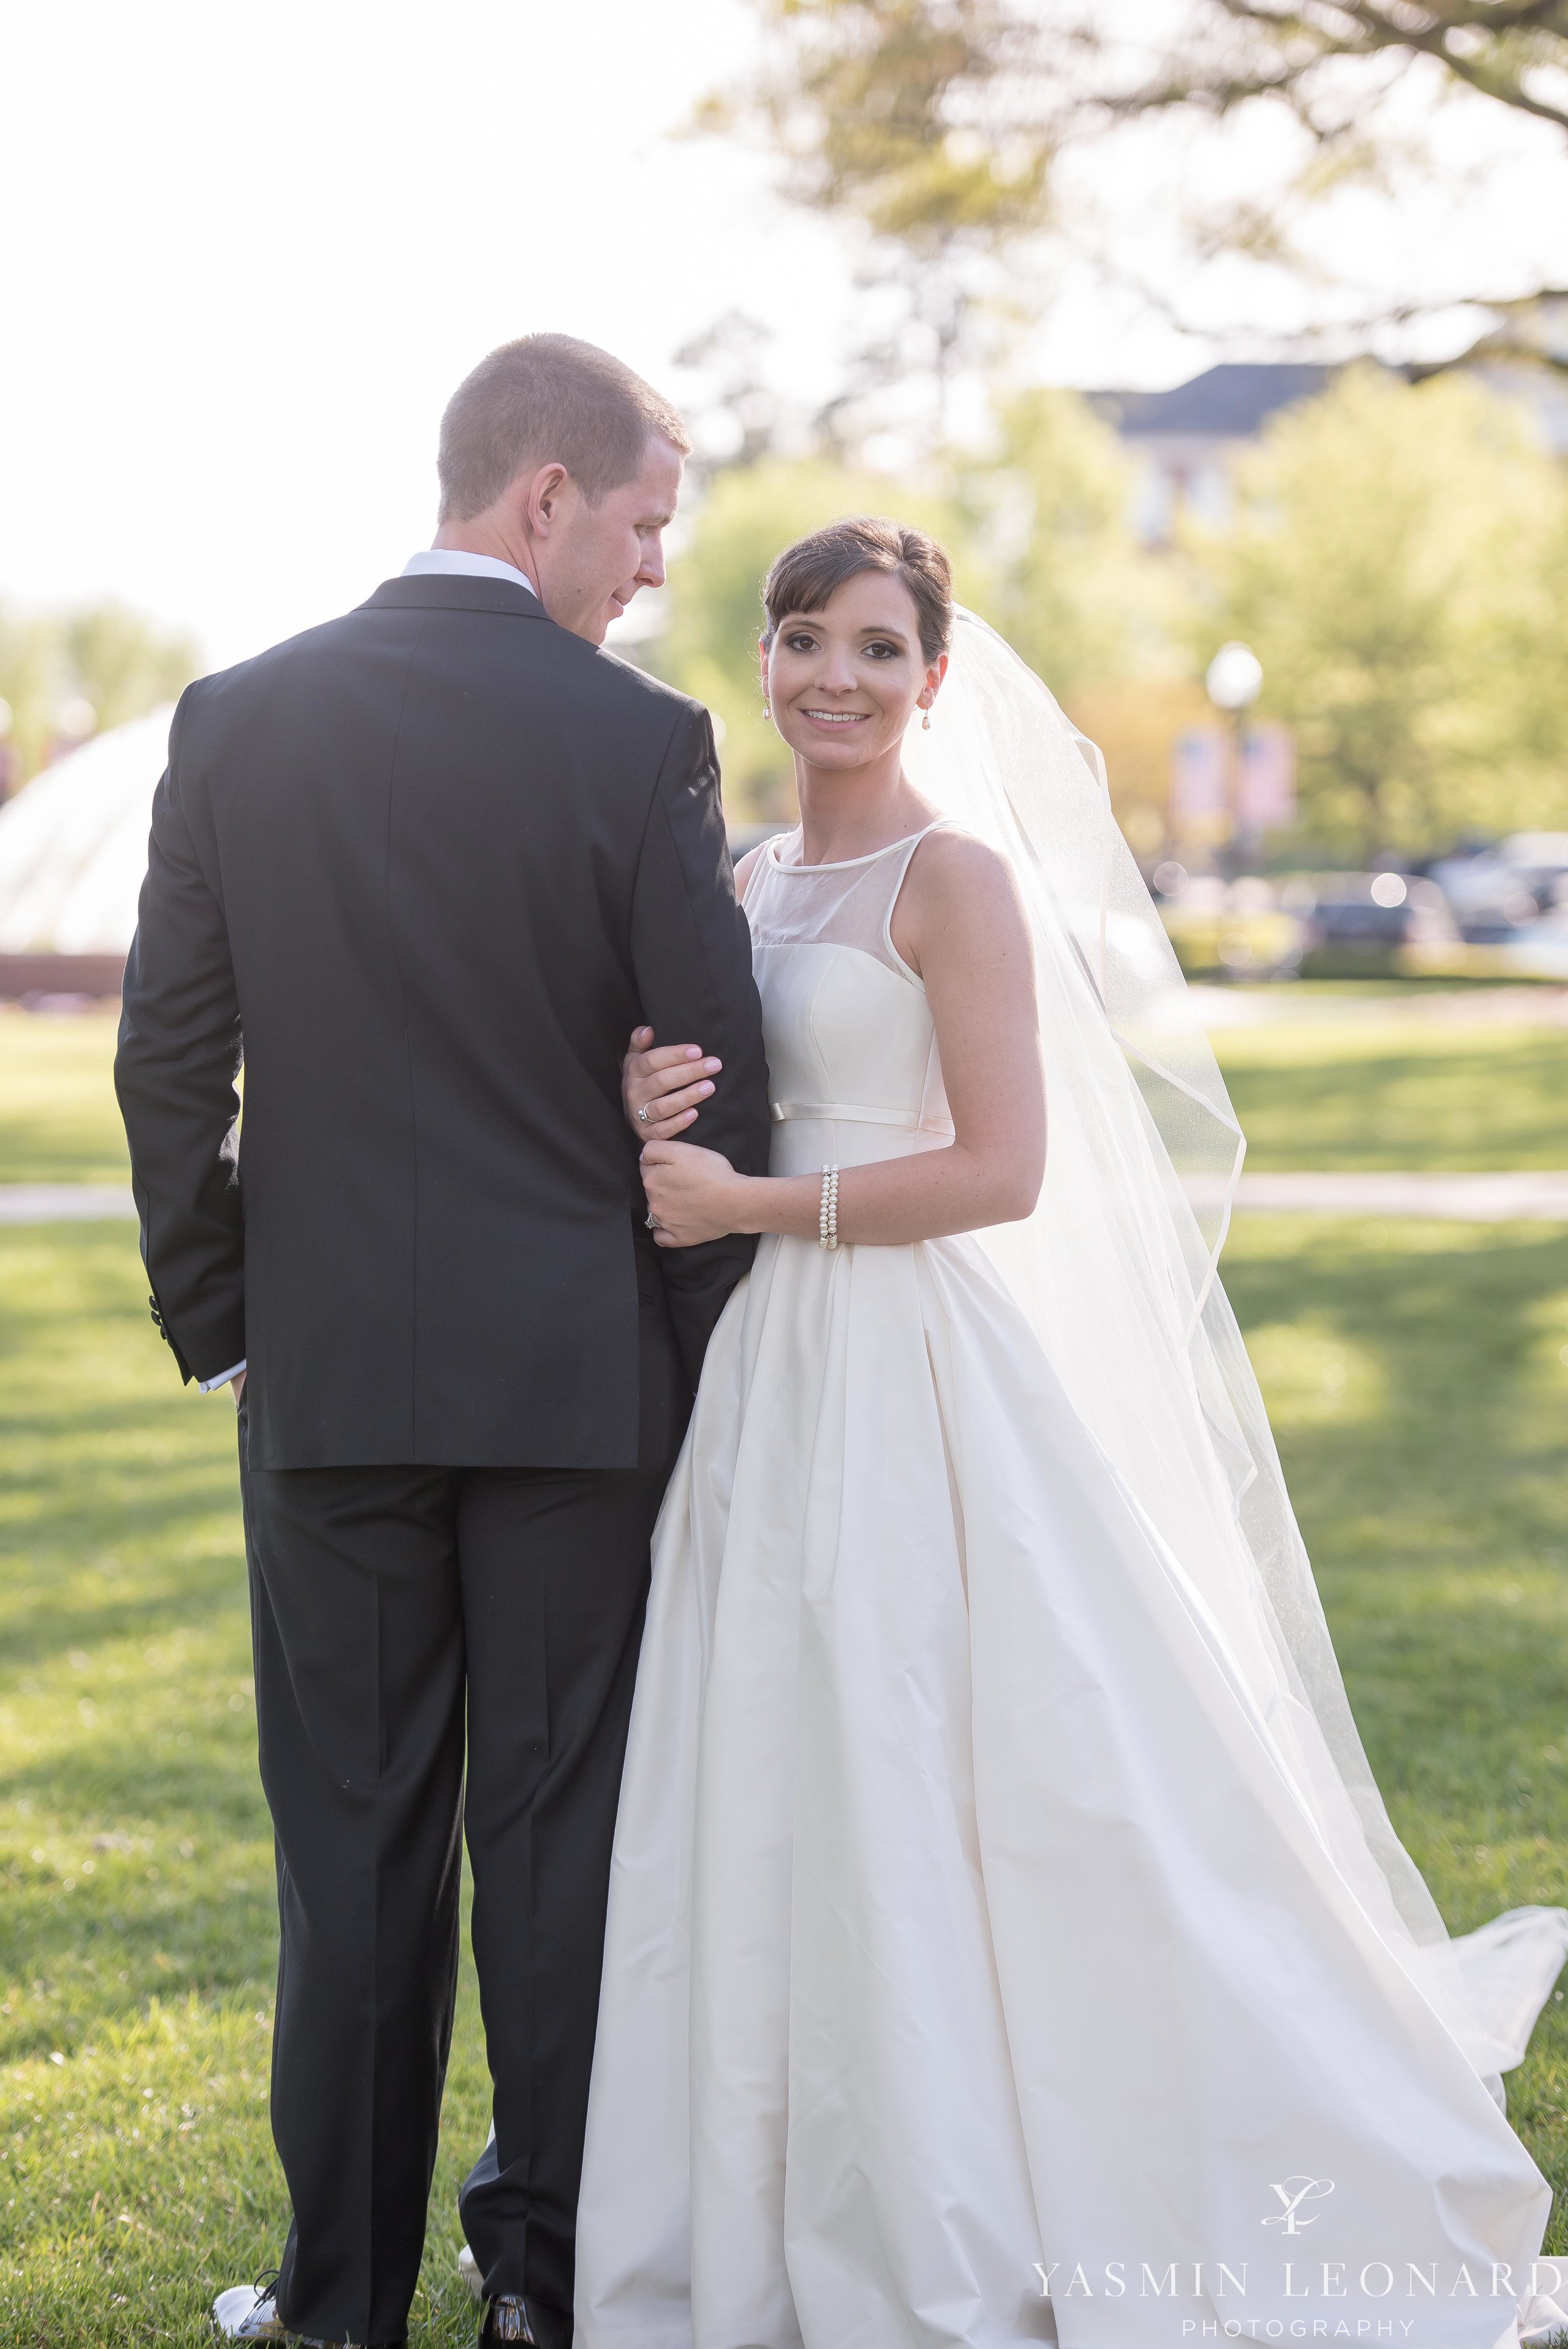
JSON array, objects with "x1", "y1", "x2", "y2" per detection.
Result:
[{"x1": 902, "y1": 608, "x2": 1568, "y2": 2089}]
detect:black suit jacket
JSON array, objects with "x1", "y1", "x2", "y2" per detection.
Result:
[{"x1": 114, "y1": 572, "x2": 771, "y2": 1471}]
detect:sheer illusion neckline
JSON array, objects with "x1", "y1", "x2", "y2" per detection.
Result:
[{"x1": 767, "y1": 820, "x2": 950, "y2": 875}]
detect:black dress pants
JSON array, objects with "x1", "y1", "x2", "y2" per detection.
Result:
[{"x1": 240, "y1": 1297, "x2": 687, "y2": 2347}]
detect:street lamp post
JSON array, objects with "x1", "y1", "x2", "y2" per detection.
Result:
[{"x1": 1205, "y1": 641, "x2": 1263, "y2": 872}]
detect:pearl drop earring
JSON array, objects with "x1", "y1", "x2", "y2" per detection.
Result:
[{"x1": 921, "y1": 706, "x2": 933, "y2": 731}]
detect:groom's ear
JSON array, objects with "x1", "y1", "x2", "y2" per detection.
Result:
[{"x1": 513, "y1": 460, "x2": 573, "y2": 539}]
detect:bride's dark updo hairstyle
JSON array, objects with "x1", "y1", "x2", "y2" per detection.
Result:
[{"x1": 762, "y1": 517, "x2": 955, "y2": 665}]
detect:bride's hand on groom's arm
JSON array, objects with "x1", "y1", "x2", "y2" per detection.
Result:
[
  {"x1": 622, "y1": 1025, "x2": 724, "y2": 1142},
  {"x1": 640, "y1": 1138, "x2": 755, "y2": 1248}
]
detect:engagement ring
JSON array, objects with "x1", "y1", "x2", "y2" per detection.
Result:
[{"x1": 638, "y1": 1104, "x2": 652, "y2": 1123}]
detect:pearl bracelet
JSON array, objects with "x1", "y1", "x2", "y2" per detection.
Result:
[{"x1": 819, "y1": 1163, "x2": 840, "y2": 1252}]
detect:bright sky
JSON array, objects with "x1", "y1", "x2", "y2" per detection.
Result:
[
  {"x1": 5, "y1": 0, "x2": 1563, "y2": 672},
  {"x1": 4, "y1": 0, "x2": 847, "y2": 665}
]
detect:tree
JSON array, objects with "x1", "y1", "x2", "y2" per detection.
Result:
[
  {"x1": 0, "y1": 600, "x2": 199, "y2": 787},
  {"x1": 670, "y1": 313, "x2": 792, "y2": 480},
  {"x1": 1109, "y1": 3, "x2": 1568, "y2": 143},
  {"x1": 955, "y1": 386, "x2": 1166, "y2": 697},
  {"x1": 0, "y1": 610, "x2": 59, "y2": 789},
  {"x1": 708, "y1": 1, "x2": 1568, "y2": 363},
  {"x1": 1192, "y1": 366, "x2": 1568, "y2": 856},
  {"x1": 947, "y1": 389, "x2": 1207, "y2": 851},
  {"x1": 697, "y1": 1, "x2": 1055, "y2": 440},
  {"x1": 61, "y1": 603, "x2": 199, "y2": 738}
]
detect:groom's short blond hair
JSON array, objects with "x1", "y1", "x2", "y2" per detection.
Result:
[{"x1": 437, "y1": 334, "x2": 691, "y2": 521}]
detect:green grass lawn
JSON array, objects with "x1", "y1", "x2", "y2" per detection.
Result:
[
  {"x1": 0, "y1": 1007, "x2": 1564, "y2": 2339},
  {"x1": 1215, "y1": 1017, "x2": 1568, "y2": 1170},
  {"x1": 6, "y1": 1002, "x2": 1567, "y2": 1185},
  {"x1": 1222, "y1": 1212, "x2": 1568, "y2": 2234},
  {"x1": 0, "y1": 1012, "x2": 130, "y2": 1187}
]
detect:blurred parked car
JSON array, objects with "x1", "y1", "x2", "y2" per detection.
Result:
[
  {"x1": 1489, "y1": 904, "x2": 1568, "y2": 980},
  {"x1": 1429, "y1": 832, "x2": 1568, "y2": 941},
  {"x1": 1404, "y1": 899, "x2": 1568, "y2": 982},
  {"x1": 1280, "y1": 872, "x2": 1458, "y2": 977}
]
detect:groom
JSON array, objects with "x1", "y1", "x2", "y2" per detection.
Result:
[{"x1": 115, "y1": 334, "x2": 770, "y2": 2348}]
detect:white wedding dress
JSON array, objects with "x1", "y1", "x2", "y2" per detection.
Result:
[{"x1": 574, "y1": 819, "x2": 1564, "y2": 2349}]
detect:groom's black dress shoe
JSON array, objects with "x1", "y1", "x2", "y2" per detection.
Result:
[{"x1": 478, "y1": 2296, "x2": 553, "y2": 2345}]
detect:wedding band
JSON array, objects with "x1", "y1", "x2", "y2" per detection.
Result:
[{"x1": 645, "y1": 1211, "x2": 659, "y2": 1230}]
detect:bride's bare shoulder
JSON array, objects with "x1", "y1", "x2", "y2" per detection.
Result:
[
  {"x1": 903, "y1": 827, "x2": 1023, "y2": 921},
  {"x1": 893, "y1": 827, "x2": 1029, "y2": 980},
  {"x1": 732, "y1": 843, "x2": 766, "y2": 900}
]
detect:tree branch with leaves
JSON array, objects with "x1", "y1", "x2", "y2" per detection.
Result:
[
  {"x1": 704, "y1": 0, "x2": 1568, "y2": 393},
  {"x1": 1145, "y1": 1, "x2": 1568, "y2": 139},
  {"x1": 696, "y1": 1, "x2": 1060, "y2": 440}
]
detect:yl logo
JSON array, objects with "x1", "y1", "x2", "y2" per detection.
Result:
[{"x1": 1263, "y1": 2177, "x2": 1335, "y2": 2234}]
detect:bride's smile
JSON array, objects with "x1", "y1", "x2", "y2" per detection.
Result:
[{"x1": 761, "y1": 565, "x2": 945, "y2": 790}]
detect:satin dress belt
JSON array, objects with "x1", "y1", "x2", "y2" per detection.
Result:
[{"x1": 769, "y1": 1100, "x2": 955, "y2": 1136}]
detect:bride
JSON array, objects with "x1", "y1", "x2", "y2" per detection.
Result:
[{"x1": 573, "y1": 517, "x2": 1568, "y2": 2349}]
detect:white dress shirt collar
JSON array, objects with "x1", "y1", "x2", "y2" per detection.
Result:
[{"x1": 401, "y1": 549, "x2": 539, "y2": 598}]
